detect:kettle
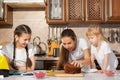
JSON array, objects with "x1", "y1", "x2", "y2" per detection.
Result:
[{"x1": 33, "y1": 36, "x2": 47, "y2": 56}]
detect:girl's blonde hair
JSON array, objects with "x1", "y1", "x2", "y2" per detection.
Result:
[{"x1": 86, "y1": 25, "x2": 105, "y2": 41}]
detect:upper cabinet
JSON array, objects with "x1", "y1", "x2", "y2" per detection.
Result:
[
  {"x1": 46, "y1": 0, "x2": 66, "y2": 24},
  {"x1": 66, "y1": 0, "x2": 84, "y2": 23},
  {"x1": 105, "y1": 0, "x2": 120, "y2": 22},
  {"x1": 46, "y1": 0, "x2": 105, "y2": 24},
  {"x1": 85, "y1": 0, "x2": 104, "y2": 22},
  {"x1": 0, "y1": 3, "x2": 13, "y2": 25},
  {"x1": 4, "y1": 0, "x2": 45, "y2": 9},
  {"x1": 0, "y1": 0, "x2": 4, "y2": 20}
]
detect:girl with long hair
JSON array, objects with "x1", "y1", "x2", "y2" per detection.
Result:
[
  {"x1": 2, "y1": 24, "x2": 35, "y2": 71},
  {"x1": 57, "y1": 29, "x2": 91, "y2": 70}
]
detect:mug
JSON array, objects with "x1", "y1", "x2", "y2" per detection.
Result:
[{"x1": 53, "y1": 48, "x2": 59, "y2": 57}]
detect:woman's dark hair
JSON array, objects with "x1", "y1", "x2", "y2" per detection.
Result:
[
  {"x1": 11, "y1": 24, "x2": 32, "y2": 70},
  {"x1": 56, "y1": 29, "x2": 77, "y2": 70},
  {"x1": 61, "y1": 29, "x2": 76, "y2": 41}
]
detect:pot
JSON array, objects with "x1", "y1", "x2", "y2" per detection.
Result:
[{"x1": 33, "y1": 36, "x2": 47, "y2": 56}]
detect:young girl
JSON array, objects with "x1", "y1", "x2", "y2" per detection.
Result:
[
  {"x1": 57, "y1": 29, "x2": 91, "y2": 70},
  {"x1": 86, "y1": 25, "x2": 118, "y2": 73},
  {"x1": 2, "y1": 24, "x2": 35, "y2": 72}
]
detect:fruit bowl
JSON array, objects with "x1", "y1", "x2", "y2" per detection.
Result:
[
  {"x1": 34, "y1": 71, "x2": 46, "y2": 79},
  {"x1": 105, "y1": 70, "x2": 114, "y2": 76}
]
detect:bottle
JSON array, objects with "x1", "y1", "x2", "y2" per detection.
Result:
[{"x1": 0, "y1": 45, "x2": 3, "y2": 56}]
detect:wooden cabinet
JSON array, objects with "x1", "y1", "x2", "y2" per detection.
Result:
[
  {"x1": 105, "y1": 0, "x2": 120, "y2": 22},
  {"x1": 0, "y1": 4, "x2": 13, "y2": 25},
  {"x1": 46, "y1": 0, "x2": 120, "y2": 24},
  {"x1": 85, "y1": 0, "x2": 104, "y2": 22},
  {"x1": 36, "y1": 60, "x2": 58, "y2": 70},
  {"x1": 44, "y1": 60, "x2": 58, "y2": 70},
  {"x1": 66, "y1": 0, "x2": 104, "y2": 23},
  {"x1": 0, "y1": 0, "x2": 3, "y2": 20},
  {"x1": 35, "y1": 56, "x2": 59, "y2": 70},
  {"x1": 46, "y1": 0, "x2": 105, "y2": 24},
  {"x1": 66, "y1": 0, "x2": 84, "y2": 23},
  {"x1": 46, "y1": 0, "x2": 66, "y2": 24}
]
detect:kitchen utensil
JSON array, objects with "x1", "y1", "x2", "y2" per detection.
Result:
[
  {"x1": 33, "y1": 36, "x2": 47, "y2": 56},
  {"x1": 116, "y1": 28, "x2": 120, "y2": 43},
  {"x1": 108, "y1": 28, "x2": 115, "y2": 43},
  {"x1": 48, "y1": 40, "x2": 59, "y2": 56},
  {"x1": 48, "y1": 27, "x2": 60, "y2": 56}
]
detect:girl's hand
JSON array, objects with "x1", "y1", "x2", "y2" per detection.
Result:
[{"x1": 98, "y1": 70, "x2": 104, "y2": 73}]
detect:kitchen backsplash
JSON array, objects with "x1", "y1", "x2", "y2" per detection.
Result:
[{"x1": 0, "y1": 9, "x2": 120, "y2": 53}]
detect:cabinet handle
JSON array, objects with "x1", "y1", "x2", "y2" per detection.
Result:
[
  {"x1": 108, "y1": 0, "x2": 112, "y2": 18},
  {"x1": 81, "y1": 0, "x2": 84, "y2": 20}
]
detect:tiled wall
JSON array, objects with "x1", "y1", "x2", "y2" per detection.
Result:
[{"x1": 0, "y1": 9, "x2": 120, "y2": 53}]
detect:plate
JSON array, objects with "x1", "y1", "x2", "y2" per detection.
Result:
[{"x1": 82, "y1": 69, "x2": 98, "y2": 73}]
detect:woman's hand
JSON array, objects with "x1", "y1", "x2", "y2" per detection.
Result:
[
  {"x1": 98, "y1": 70, "x2": 104, "y2": 73},
  {"x1": 71, "y1": 61, "x2": 83, "y2": 67}
]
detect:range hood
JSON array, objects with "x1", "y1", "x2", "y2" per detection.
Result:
[{"x1": 4, "y1": 0, "x2": 45, "y2": 9}]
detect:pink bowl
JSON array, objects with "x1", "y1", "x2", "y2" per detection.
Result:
[
  {"x1": 105, "y1": 70, "x2": 114, "y2": 76},
  {"x1": 34, "y1": 71, "x2": 46, "y2": 79}
]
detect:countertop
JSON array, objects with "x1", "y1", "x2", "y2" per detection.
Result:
[
  {"x1": 3, "y1": 70, "x2": 120, "y2": 80},
  {"x1": 35, "y1": 56, "x2": 59, "y2": 60}
]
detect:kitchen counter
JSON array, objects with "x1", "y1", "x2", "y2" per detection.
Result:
[
  {"x1": 35, "y1": 56, "x2": 59, "y2": 61},
  {"x1": 35, "y1": 56, "x2": 59, "y2": 70},
  {"x1": 3, "y1": 70, "x2": 120, "y2": 80}
]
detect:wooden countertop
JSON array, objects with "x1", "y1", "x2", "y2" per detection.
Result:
[{"x1": 35, "y1": 56, "x2": 59, "y2": 61}]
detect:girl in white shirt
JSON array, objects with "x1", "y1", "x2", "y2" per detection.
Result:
[
  {"x1": 57, "y1": 29, "x2": 90, "y2": 70},
  {"x1": 86, "y1": 25, "x2": 118, "y2": 73},
  {"x1": 2, "y1": 24, "x2": 35, "y2": 72}
]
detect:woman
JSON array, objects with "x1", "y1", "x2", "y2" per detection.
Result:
[
  {"x1": 2, "y1": 24, "x2": 35, "y2": 72},
  {"x1": 56, "y1": 29, "x2": 91, "y2": 70}
]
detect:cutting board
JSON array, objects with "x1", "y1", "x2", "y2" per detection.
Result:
[{"x1": 47, "y1": 71, "x2": 84, "y2": 77}]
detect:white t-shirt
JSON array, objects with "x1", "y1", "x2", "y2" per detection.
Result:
[
  {"x1": 2, "y1": 43, "x2": 35, "y2": 66},
  {"x1": 91, "y1": 41, "x2": 118, "y2": 71},
  {"x1": 68, "y1": 38, "x2": 89, "y2": 62}
]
